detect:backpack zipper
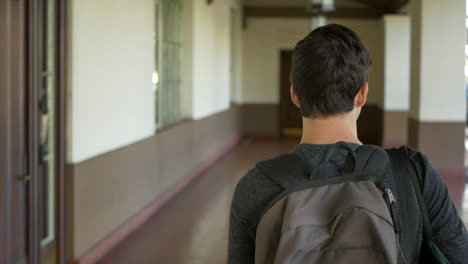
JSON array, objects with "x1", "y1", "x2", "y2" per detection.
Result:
[{"x1": 384, "y1": 188, "x2": 402, "y2": 235}]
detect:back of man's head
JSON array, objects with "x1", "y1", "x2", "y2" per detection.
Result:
[{"x1": 292, "y1": 24, "x2": 372, "y2": 118}]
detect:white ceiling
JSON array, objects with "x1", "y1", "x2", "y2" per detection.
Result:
[{"x1": 242, "y1": 0, "x2": 368, "y2": 8}]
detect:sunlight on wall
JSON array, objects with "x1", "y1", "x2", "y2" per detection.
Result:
[
  {"x1": 68, "y1": 0, "x2": 155, "y2": 163},
  {"x1": 192, "y1": 0, "x2": 231, "y2": 120}
]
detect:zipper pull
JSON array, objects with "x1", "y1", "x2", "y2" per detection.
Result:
[
  {"x1": 386, "y1": 188, "x2": 396, "y2": 204},
  {"x1": 385, "y1": 188, "x2": 402, "y2": 234}
]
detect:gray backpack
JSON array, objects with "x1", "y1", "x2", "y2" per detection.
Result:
[{"x1": 254, "y1": 143, "x2": 407, "y2": 264}]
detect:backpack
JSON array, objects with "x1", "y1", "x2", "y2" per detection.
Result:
[{"x1": 254, "y1": 142, "x2": 407, "y2": 264}]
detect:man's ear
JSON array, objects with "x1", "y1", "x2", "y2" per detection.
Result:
[
  {"x1": 355, "y1": 83, "x2": 368, "y2": 108},
  {"x1": 290, "y1": 85, "x2": 301, "y2": 108}
]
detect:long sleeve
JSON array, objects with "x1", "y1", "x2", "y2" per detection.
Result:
[
  {"x1": 410, "y1": 151, "x2": 468, "y2": 263},
  {"x1": 228, "y1": 171, "x2": 257, "y2": 264}
]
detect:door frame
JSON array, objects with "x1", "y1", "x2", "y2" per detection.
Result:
[
  {"x1": 56, "y1": 0, "x2": 67, "y2": 263},
  {"x1": 278, "y1": 49, "x2": 292, "y2": 134},
  {"x1": 28, "y1": 0, "x2": 68, "y2": 263},
  {"x1": 278, "y1": 49, "x2": 302, "y2": 136},
  {"x1": 0, "y1": 0, "x2": 29, "y2": 263},
  {"x1": 0, "y1": 0, "x2": 67, "y2": 263}
]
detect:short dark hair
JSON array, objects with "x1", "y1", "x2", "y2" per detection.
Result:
[{"x1": 291, "y1": 24, "x2": 372, "y2": 118}]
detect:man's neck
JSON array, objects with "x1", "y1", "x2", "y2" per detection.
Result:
[{"x1": 300, "y1": 113, "x2": 362, "y2": 145}]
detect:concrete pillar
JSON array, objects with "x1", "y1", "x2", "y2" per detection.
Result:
[
  {"x1": 310, "y1": 15, "x2": 326, "y2": 30},
  {"x1": 382, "y1": 15, "x2": 411, "y2": 148},
  {"x1": 409, "y1": 0, "x2": 466, "y2": 174}
]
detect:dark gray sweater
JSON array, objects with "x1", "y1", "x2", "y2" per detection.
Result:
[{"x1": 228, "y1": 144, "x2": 468, "y2": 264}]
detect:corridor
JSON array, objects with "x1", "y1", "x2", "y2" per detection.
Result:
[
  {"x1": 99, "y1": 139, "x2": 468, "y2": 264},
  {"x1": 2, "y1": 0, "x2": 468, "y2": 263}
]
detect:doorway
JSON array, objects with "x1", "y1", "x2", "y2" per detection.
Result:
[
  {"x1": 279, "y1": 50, "x2": 302, "y2": 137},
  {"x1": 0, "y1": 0, "x2": 66, "y2": 263}
]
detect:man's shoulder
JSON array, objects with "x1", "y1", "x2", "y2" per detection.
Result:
[
  {"x1": 233, "y1": 167, "x2": 267, "y2": 199},
  {"x1": 384, "y1": 145, "x2": 428, "y2": 165},
  {"x1": 231, "y1": 165, "x2": 284, "y2": 227},
  {"x1": 234, "y1": 168, "x2": 261, "y2": 192},
  {"x1": 235, "y1": 154, "x2": 294, "y2": 188}
]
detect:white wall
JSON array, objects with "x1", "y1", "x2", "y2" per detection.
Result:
[
  {"x1": 192, "y1": 0, "x2": 232, "y2": 120},
  {"x1": 382, "y1": 15, "x2": 410, "y2": 111},
  {"x1": 242, "y1": 18, "x2": 384, "y2": 105},
  {"x1": 230, "y1": 5, "x2": 244, "y2": 103},
  {"x1": 410, "y1": 0, "x2": 466, "y2": 122},
  {"x1": 327, "y1": 18, "x2": 384, "y2": 106},
  {"x1": 242, "y1": 18, "x2": 310, "y2": 104},
  {"x1": 68, "y1": 0, "x2": 155, "y2": 163}
]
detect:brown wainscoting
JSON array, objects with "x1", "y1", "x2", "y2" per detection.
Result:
[
  {"x1": 242, "y1": 104, "x2": 280, "y2": 137},
  {"x1": 66, "y1": 105, "x2": 243, "y2": 262},
  {"x1": 65, "y1": 165, "x2": 75, "y2": 263},
  {"x1": 383, "y1": 111, "x2": 408, "y2": 148},
  {"x1": 357, "y1": 104, "x2": 384, "y2": 146},
  {"x1": 72, "y1": 137, "x2": 242, "y2": 264},
  {"x1": 243, "y1": 104, "x2": 384, "y2": 144},
  {"x1": 408, "y1": 118, "x2": 465, "y2": 173}
]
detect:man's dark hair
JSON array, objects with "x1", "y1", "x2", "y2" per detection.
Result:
[{"x1": 291, "y1": 24, "x2": 372, "y2": 118}]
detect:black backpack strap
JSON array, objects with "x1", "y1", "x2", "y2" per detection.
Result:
[
  {"x1": 256, "y1": 153, "x2": 310, "y2": 189},
  {"x1": 355, "y1": 145, "x2": 390, "y2": 177},
  {"x1": 398, "y1": 152, "x2": 451, "y2": 264},
  {"x1": 257, "y1": 143, "x2": 390, "y2": 189},
  {"x1": 257, "y1": 142, "x2": 359, "y2": 188},
  {"x1": 309, "y1": 142, "x2": 357, "y2": 178},
  {"x1": 395, "y1": 150, "x2": 435, "y2": 241},
  {"x1": 387, "y1": 148, "x2": 444, "y2": 263},
  {"x1": 354, "y1": 145, "x2": 396, "y2": 193}
]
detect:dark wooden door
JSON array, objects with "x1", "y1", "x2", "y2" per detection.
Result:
[
  {"x1": 279, "y1": 50, "x2": 302, "y2": 136},
  {"x1": 1, "y1": 0, "x2": 65, "y2": 263},
  {"x1": 0, "y1": 0, "x2": 29, "y2": 263}
]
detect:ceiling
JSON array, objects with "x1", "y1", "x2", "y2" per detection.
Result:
[
  {"x1": 242, "y1": 0, "x2": 409, "y2": 13},
  {"x1": 242, "y1": 0, "x2": 366, "y2": 8}
]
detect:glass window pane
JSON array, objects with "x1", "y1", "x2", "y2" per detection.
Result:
[
  {"x1": 40, "y1": 0, "x2": 57, "y2": 263},
  {"x1": 156, "y1": 0, "x2": 184, "y2": 128}
]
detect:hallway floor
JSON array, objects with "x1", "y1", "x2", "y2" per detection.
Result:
[{"x1": 99, "y1": 139, "x2": 468, "y2": 264}]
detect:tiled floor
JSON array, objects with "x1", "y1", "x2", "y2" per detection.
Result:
[{"x1": 99, "y1": 139, "x2": 468, "y2": 264}]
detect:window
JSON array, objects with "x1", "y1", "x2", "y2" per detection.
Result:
[
  {"x1": 40, "y1": 0, "x2": 57, "y2": 250},
  {"x1": 155, "y1": 0, "x2": 185, "y2": 128}
]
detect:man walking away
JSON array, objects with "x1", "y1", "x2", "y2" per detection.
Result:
[{"x1": 228, "y1": 24, "x2": 468, "y2": 264}]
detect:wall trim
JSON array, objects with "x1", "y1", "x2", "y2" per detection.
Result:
[{"x1": 71, "y1": 136, "x2": 243, "y2": 264}]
